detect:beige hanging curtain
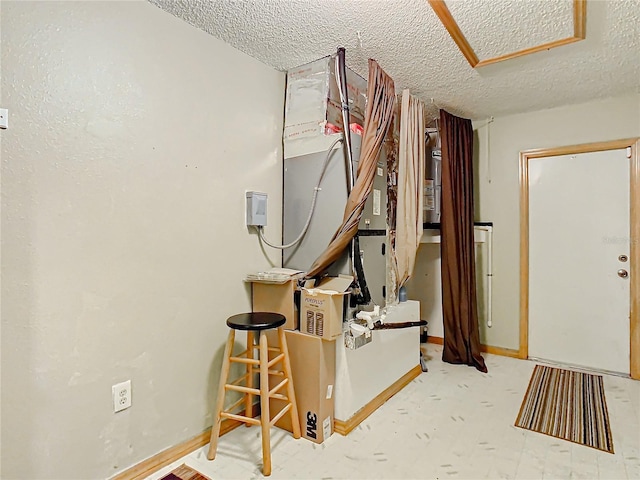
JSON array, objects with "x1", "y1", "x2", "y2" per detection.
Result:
[
  {"x1": 306, "y1": 59, "x2": 396, "y2": 278},
  {"x1": 392, "y1": 90, "x2": 425, "y2": 288}
]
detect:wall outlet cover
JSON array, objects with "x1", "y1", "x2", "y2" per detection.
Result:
[{"x1": 112, "y1": 380, "x2": 132, "y2": 413}]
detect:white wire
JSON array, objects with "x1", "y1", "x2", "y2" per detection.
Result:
[{"x1": 258, "y1": 137, "x2": 344, "y2": 250}]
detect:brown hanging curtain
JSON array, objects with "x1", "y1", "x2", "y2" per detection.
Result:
[
  {"x1": 440, "y1": 110, "x2": 487, "y2": 373},
  {"x1": 306, "y1": 59, "x2": 396, "y2": 279}
]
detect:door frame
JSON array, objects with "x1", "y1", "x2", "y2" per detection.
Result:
[{"x1": 519, "y1": 138, "x2": 640, "y2": 379}]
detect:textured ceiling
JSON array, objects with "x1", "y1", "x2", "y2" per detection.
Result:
[
  {"x1": 448, "y1": 0, "x2": 574, "y2": 58},
  {"x1": 149, "y1": 0, "x2": 640, "y2": 122}
]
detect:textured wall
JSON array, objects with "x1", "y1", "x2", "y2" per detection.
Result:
[
  {"x1": 1, "y1": 2, "x2": 284, "y2": 478},
  {"x1": 475, "y1": 93, "x2": 640, "y2": 349}
]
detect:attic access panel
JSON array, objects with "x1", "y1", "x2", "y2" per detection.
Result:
[{"x1": 428, "y1": 0, "x2": 586, "y2": 68}]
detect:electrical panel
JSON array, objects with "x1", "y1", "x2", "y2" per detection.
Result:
[{"x1": 246, "y1": 191, "x2": 268, "y2": 227}]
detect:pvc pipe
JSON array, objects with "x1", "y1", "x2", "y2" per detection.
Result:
[
  {"x1": 476, "y1": 226, "x2": 493, "y2": 328},
  {"x1": 485, "y1": 226, "x2": 493, "y2": 328}
]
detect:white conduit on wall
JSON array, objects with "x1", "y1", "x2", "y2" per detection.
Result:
[
  {"x1": 421, "y1": 225, "x2": 494, "y2": 328},
  {"x1": 475, "y1": 225, "x2": 493, "y2": 328}
]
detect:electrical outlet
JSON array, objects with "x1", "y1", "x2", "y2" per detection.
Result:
[
  {"x1": 0, "y1": 108, "x2": 8, "y2": 129},
  {"x1": 112, "y1": 380, "x2": 132, "y2": 413}
]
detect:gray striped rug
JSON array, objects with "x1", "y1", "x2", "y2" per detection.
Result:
[{"x1": 515, "y1": 365, "x2": 614, "y2": 453}]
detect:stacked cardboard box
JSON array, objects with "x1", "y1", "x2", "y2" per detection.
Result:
[
  {"x1": 249, "y1": 268, "x2": 303, "y2": 330},
  {"x1": 300, "y1": 275, "x2": 353, "y2": 340},
  {"x1": 267, "y1": 330, "x2": 336, "y2": 444},
  {"x1": 250, "y1": 271, "x2": 352, "y2": 444}
]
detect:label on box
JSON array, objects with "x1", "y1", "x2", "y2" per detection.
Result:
[
  {"x1": 424, "y1": 180, "x2": 434, "y2": 196},
  {"x1": 304, "y1": 310, "x2": 326, "y2": 336},
  {"x1": 305, "y1": 411, "x2": 319, "y2": 440},
  {"x1": 323, "y1": 416, "x2": 332, "y2": 440},
  {"x1": 326, "y1": 384, "x2": 333, "y2": 399},
  {"x1": 373, "y1": 189, "x2": 381, "y2": 216},
  {"x1": 425, "y1": 195, "x2": 435, "y2": 211}
]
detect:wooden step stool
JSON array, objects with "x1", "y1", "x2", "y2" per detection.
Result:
[{"x1": 207, "y1": 312, "x2": 301, "y2": 476}]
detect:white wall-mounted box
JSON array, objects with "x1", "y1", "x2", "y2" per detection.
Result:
[{"x1": 246, "y1": 191, "x2": 267, "y2": 227}]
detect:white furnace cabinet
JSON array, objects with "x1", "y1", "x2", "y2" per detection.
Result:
[{"x1": 334, "y1": 300, "x2": 421, "y2": 423}]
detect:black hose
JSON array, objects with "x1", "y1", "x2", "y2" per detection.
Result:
[
  {"x1": 351, "y1": 234, "x2": 371, "y2": 305},
  {"x1": 373, "y1": 320, "x2": 428, "y2": 330}
]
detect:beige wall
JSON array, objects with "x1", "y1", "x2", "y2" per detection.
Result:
[
  {"x1": 1, "y1": 2, "x2": 284, "y2": 478},
  {"x1": 475, "y1": 93, "x2": 640, "y2": 349}
]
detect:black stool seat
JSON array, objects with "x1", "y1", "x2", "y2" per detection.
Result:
[{"x1": 226, "y1": 312, "x2": 286, "y2": 331}]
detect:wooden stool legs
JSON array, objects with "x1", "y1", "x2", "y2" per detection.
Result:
[
  {"x1": 245, "y1": 331, "x2": 255, "y2": 424},
  {"x1": 207, "y1": 329, "x2": 235, "y2": 461},
  {"x1": 259, "y1": 331, "x2": 272, "y2": 475},
  {"x1": 207, "y1": 327, "x2": 300, "y2": 476}
]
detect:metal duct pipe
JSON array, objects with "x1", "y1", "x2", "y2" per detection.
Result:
[
  {"x1": 335, "y1": 47, "x2": 370, "y2": 305},
  {"x1": 335, "y1": 48, "x2": 355, "y2": 192}
]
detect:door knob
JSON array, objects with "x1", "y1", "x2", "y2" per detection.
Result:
[{"x1": 617, "y1": 269, "x2": 629, "y2": 278}]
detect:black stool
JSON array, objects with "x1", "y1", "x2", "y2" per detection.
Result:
[{"x1": 207, "y1": 312, "x2": 301, "y2": 476}]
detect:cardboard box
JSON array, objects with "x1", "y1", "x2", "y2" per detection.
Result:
[
  {"x1": 252, "y1": 280, "x2": 298, "y2": 330},
  {"x1": 267, "y1": 330, "x2": 336, "y2": 444},
  {"x1": 301, "y1": 275, "x2": 353, "y2": 340},
  {"x1": 249, "y1": 268, "x2": 302, "y2": 330}
]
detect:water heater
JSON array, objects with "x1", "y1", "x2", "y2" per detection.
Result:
[{"x1": 424, "y1": 129, "x2": 441, "y2": 224}]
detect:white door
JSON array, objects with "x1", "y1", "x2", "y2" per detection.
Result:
[{"x1": 528, "y1": 148, "x2": 630, "y2": 375}]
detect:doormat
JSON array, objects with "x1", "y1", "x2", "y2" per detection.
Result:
[
  {"x1": 515, "y1": 364, "x2": 614, "y2": 453},
  {"x1": 159, "y1": 464, "x2": 211, "y2": 480}
]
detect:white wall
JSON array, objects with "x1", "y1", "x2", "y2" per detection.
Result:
[
  {"x1": 475, "y1": 93, "x2": 640, "y2": 350},
  {"x1": 0, "y1": 2, "x2": 284, "y2": 479},
  {"x1": 405, "y1": 243, "x2": 445, "y2": 338},
  {"x1": 406, "y1": 231, "x2": 491, "y2": 341}
]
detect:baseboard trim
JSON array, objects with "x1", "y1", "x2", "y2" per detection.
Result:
[
  {"x1": 482, "y1": 344, "x2": 522, "y2": 359},
  {"x1": 112, "y1": 403, "x2": 260, "y2": 480},
  {"x1": 334, "y1": 364, "x2": 422, "y2": 436},
  {"x1": 426, "y1": 336, "x2": 521, "y2": 359}
]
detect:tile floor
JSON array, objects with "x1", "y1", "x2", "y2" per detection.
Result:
[{"x1": 147, "y1": 344, "x2": 640, "y2": 479}]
